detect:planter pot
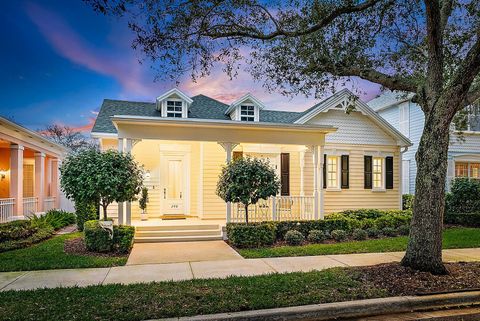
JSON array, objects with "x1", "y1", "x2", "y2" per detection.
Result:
[{"x1": 140, "y1": 210, "x2": 148, "y2": 221}]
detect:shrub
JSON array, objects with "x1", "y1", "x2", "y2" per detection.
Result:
[
  {"x1": 352, "y1": 228, "x2": 368, "y2": 240},
  {"x1": 366, "y1": 227, "x2": 381, "y2": 238},
  {"x1": 331, "y1": 229, "x2": 348, "y2": 242},
  {"x1": 84, "y1": 220, "x2": 113, "y2": 252},
  {"x1": 397, "y1": 225, "x2": 410, "y2": 236},
  {"x1": 275, "y1": 217, "x2": 359, "y2": 240},
  {"x1": 0, "y1": 220, "x2": 36, "y2": 242},
  {"x1": 113, "y1": 225, "x2": 135, "y2": 253},
  {"x1": 381, "y1": 227, "x2": 398, "y2": 237},
  {"x1": 226, "y1": 222, "x2": 276, "y2": 248},
  {"x1": 0, "y1": 223, "x2": 53, "y2": 253},
  {"x1": 402, "y1": 194, "x2": 414, "y2": 211},
  {"x1": 307, "y1": 230, "x2": 326, "y2": 243},
  {"x1": 31, "y1": 210, "x2": 76, "y2": 230},
  {"x1": 374, "y1": 212, "x2": 411, "y2": 229},
  {"x1": 444, "y1": 212, "x2": 480, "y2": 227},
  {"x1": 75, "y1": 200, "x2": 98, "y2": 231},
  {"x1": 446, "y1": 178, "x2": 480, "y2": 214},
  {"x1": 84, "y1": 220, "x2": 135, "y2": 253},
  {"x1": 284, "y1": 230, "x2": 305, "y2": 246},
  {"x1": 339, "y1": 209, "x2": 386, "y2": 220}
]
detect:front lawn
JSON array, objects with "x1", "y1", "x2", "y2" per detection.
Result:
[
  {"x1": 0, "y1": 268, "x2": 386, "y2": 321},
  {"x1": 238, "y1": 227, "x2": 480, "y2": 258},
  {"x1": 0, "y1": 233, "x2": 127, "y2": 272}
]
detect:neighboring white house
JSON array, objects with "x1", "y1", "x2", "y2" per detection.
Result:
[{"x1": 369, "y1": 91, "x2": 480, "y2": 194}]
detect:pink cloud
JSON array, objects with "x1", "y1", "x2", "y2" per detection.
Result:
[{"x1": 25, "y1": 2, "x2": 161, "y2": 98}]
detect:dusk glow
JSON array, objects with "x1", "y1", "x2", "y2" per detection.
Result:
[{"x1": 0, "y1": 0, "x2": 381, "y2": 132}]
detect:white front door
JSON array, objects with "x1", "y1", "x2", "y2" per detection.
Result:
[{"x1": 160, "y1": 154, "x2": 187, "y2": 215}]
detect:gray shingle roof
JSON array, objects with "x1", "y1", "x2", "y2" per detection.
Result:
[{"x1": 92, "y1": 94, "x2": 308, "y2": 134}]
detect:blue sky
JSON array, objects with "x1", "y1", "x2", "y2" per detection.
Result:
[{"x1": 0, "y1": 0, "x2": 381, "y2": 132}]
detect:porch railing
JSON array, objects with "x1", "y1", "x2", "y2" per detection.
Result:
[
  {"x1": 0, "y1": 198, "x2": 15, "y2": 223},
  {"x1": 23, "y1": 197, "x2": 38, "y2": 217},
  {"x1": 232, "y1": 196, "x2": 315, "y2": 223},
  {"x1": 43, "y1": 197, "x2": 56, "y2": 212}
]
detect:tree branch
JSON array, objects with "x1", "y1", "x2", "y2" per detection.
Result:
[
  {"x1": 205, "y1": 0, "x2": 386, "y2": 40},
  {"x1": 424, "y1": 0, "x2": 444, "y2": 102}
]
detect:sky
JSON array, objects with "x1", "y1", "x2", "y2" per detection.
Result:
[{"x1": 0, "y1": 0, "x2": 381, "y2": 133}]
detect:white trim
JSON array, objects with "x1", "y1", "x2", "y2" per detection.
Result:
[
  {"x1": 372, "y1": 156, "x2": 385, "y2": 191},
  {"x1": 225, "y1": 93, "x2": 267, "y2": 115},
  {"x1": 325, "y1": 155, "x2": 341, "y2": 190},
  {"x1": 155, "y1": 88, "x2": 193, "y2": 104},
  {"x1": 294, "y1": 89, "x2": 412, "y2": 147},
  {"x1": 198, "y1": 142, "x2": 204, "y2": 218}
]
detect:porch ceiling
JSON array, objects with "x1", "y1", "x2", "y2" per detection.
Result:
[{"x1": 111, "y1": 115, "x2": 336, "y2": 145}]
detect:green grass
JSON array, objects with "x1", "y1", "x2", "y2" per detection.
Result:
[
  {"x1": 0, "y1": 268, "x2": 386, "y2": 321},
  {"x1": 0, "y1": 233, "x2": 127, "y2": 272},
  {"x1": 239, "y1": 227, "x2": 480, "y2": 258}
]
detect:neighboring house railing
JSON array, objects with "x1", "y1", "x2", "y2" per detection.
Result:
[
  {"x1": 232, "y1": 196, "x2": 315, "y2": 223},
  {"x1": 43, "y1": 197, "x2": 56, "y2": 212},
  {"x1": 0, "y1": 198, "x2": 15, "y2": 223},
  {"x1": 23, "y1": 197, "x2": 38, "y2": 217}
]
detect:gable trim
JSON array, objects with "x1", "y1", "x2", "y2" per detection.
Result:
[
  {"x1": 225, "y1": 93, "x2": 267, "y2": 115},
  {"x1": 156, "y1": 88, "x2": 193, "y2": 104},
  {"x1": 295, "y1": 89, "x2": 412, "y2": 147}
]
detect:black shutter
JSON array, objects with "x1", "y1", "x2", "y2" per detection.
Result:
[
  {"x1": 280, "y1": 153, "x2": 290, "y2": 196},
  {"x1": 364, "y1": 156, "x2": 373, "y2": 189},
  {"x1": 323, "y1": 154, "x2": 327, "y2": 189},
  {"x1": 341, "y1": 155, "x2": 349, "y2": 189},
  {"x1": 386, "y1": 156, "x2": 394, "y2": 189},
  {"x1": 233, "y1": 151, "x2": 243, "y2": 160}
]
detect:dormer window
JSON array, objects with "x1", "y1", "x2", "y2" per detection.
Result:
[
  {"x1": 156, "y1": 88, "x2": 193, "y2": 119},
  {"x1": 166, "y1": 100, "x2": 183, "y2": 118},
  {"x1": 240, "y1": 105, "x2": 255, "y2": 122}
]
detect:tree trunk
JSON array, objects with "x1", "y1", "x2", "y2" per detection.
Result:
[
  {"x1": 102, "y1": 203, "x2": 108, "y2": 221},
  {"x1": 244, "y1": 204, "x2": 249, "y2": 224},
  {"x1": 401, "y1": 107, "x2": 450, "y2": 275}
]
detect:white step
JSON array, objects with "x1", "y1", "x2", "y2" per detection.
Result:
[
  {"x1": 135, "y1": 224, "x2": 220, "y2": 232},
  {"x1": 135, "y1": 229, "x2": 221, "y2": 237},
  {"x1": 134, "y1": 235, "x2": 223, "y2": 243}
]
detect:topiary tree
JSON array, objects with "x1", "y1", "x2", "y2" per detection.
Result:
[
  {"x1": 216, "y1": 157, "x2": 280, "y2": 224},
  {"x1": 60, "y1": 148, "x2": 144, "y2": 221}
]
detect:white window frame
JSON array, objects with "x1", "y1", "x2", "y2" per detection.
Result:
[
  {"x1": 326, "y1": 155, "x2": 341, "y2": 190},
  {"x1": 372, "y1": 157, "x2": 385, "y2": 190},
  {"x1": 455, "y1": 161, "x2": 480, "y2": 179},
  {"x1": 161, "y1": 98, "x2": 188, "y2": 118},
  {"x1": 239, "y1": 104, "x2": 256, "y2": 122}
]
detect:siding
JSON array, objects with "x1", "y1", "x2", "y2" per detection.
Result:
[{"x1": 308, "y1": 110, "x2": 397, "y2": 146}]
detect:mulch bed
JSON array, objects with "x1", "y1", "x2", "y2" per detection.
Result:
[
  {"x1": 64, "y1": 237, "x2": 128, "y2": 258},
  {"x1": 355, "y1": 262, "x2": 480, "y2": 296}
]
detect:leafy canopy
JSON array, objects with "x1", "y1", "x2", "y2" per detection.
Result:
[
  {"x1": 216, "y1": 157, "x2": 280, "y2": 213},
  {"x1": 60, "y1": 148, "x2": 144, "y2": 219}
]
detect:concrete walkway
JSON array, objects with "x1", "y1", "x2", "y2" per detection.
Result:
[{"x1": 1, "y1": 247, "x2": 480, "y2": 292}]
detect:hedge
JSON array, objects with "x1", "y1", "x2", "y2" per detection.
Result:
[
  {"x1": 75, "y1": 201, "x2": 98, "y2": 231},
  {"x1": 227, "y1": 209, "x2": 413, "y2": 248},
  {"x1": 226, "y1": 222, "x2": 276, "y2": 248},
  {"x1": 84, "y1": 220, "x2": 135, "y2": 253},
  {"x1": 445, "y1": 212, "x2": 480, "y2": 227}
]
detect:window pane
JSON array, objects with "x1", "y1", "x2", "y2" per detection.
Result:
[
  {"x1": 166, "y1": 101, "x2": 182, "y2": 117},
  {"x1": 455, "y1": 162, "x2": 468, "y2": 177},
  {"x1": 470, "y1": 163, "x2": 480, "y2": 179},
  {"x1": 327, "y1": 156, "x2": 337, "y2": 188},
  {"x1": 373, "y1": 158, "x2": 383, "y2": 188}
]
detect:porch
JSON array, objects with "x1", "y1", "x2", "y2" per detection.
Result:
[
  {"x1": 0, "y1": 117, "x2": 66, "y2": 223},
  {"x1": 100, "y1": 116, "x2": 335, "y2": 229}
]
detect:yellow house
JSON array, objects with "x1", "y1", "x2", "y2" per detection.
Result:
[{"x1": 91, "y1": 88, "x2": 411, "y2": 241}]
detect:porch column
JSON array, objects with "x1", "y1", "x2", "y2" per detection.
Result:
[
  {"x1": 51, "y1": 159, "x2": 61, "y2": 208},
  {"x1": 10, "y1": 144, "x2": 24, "y2": 218},
  {"x1": 299, "y1": 149, "x2": 306, "y2": 196},
  {"x1": 312, "y1": 145, "x2": 319, "y2": 220},
  {"x1": 125, "y1": 138, "x2": 132, "y2": 225},
  {"x1": 218, "y1": 142, "x2": 238, "y2": 223},
  {"x1": 319, "y1": 145, "x2": 325, "y2": 219},
  {"x1": 34, "y1": 152, "x2": 45, "y2": 212},
  {"x1": 117, "y1": 138, "x2": 124, "y2": 225}
]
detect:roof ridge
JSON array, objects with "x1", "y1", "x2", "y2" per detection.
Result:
[{"x1": 103, "y1": 98, "x2": 155, "y2": 104}]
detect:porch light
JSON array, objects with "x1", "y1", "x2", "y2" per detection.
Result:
[
  {"x1": 144, "y1": 170, "x2": 151, "y2": 179},
  {"x1": 0, "y1": 169, "x2": 6, "y2": 181}
]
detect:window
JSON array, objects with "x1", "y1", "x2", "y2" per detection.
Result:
[
  {"x1": 166, "y1": 100, "x2": 183, "y2": 118},
  {"x1": 373, "y1": 157, "x2": 383, "y2": 188},
  {"x1": 455, "y1": 162, "x2": 480, "y2": 179},
  {"x1": 240, "y1": 105, "x2": 255, "y2": 121},
  {"x1": 327, "y1": 156, "x2": 338, "y2": 188},
  {"x1": 455, "y1": 162, "x2": 468, "y2": 177}
]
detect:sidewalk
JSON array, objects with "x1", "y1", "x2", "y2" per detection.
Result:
[{"x1": 1, "y1": 248, "x2": 479, "y2": 292}]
